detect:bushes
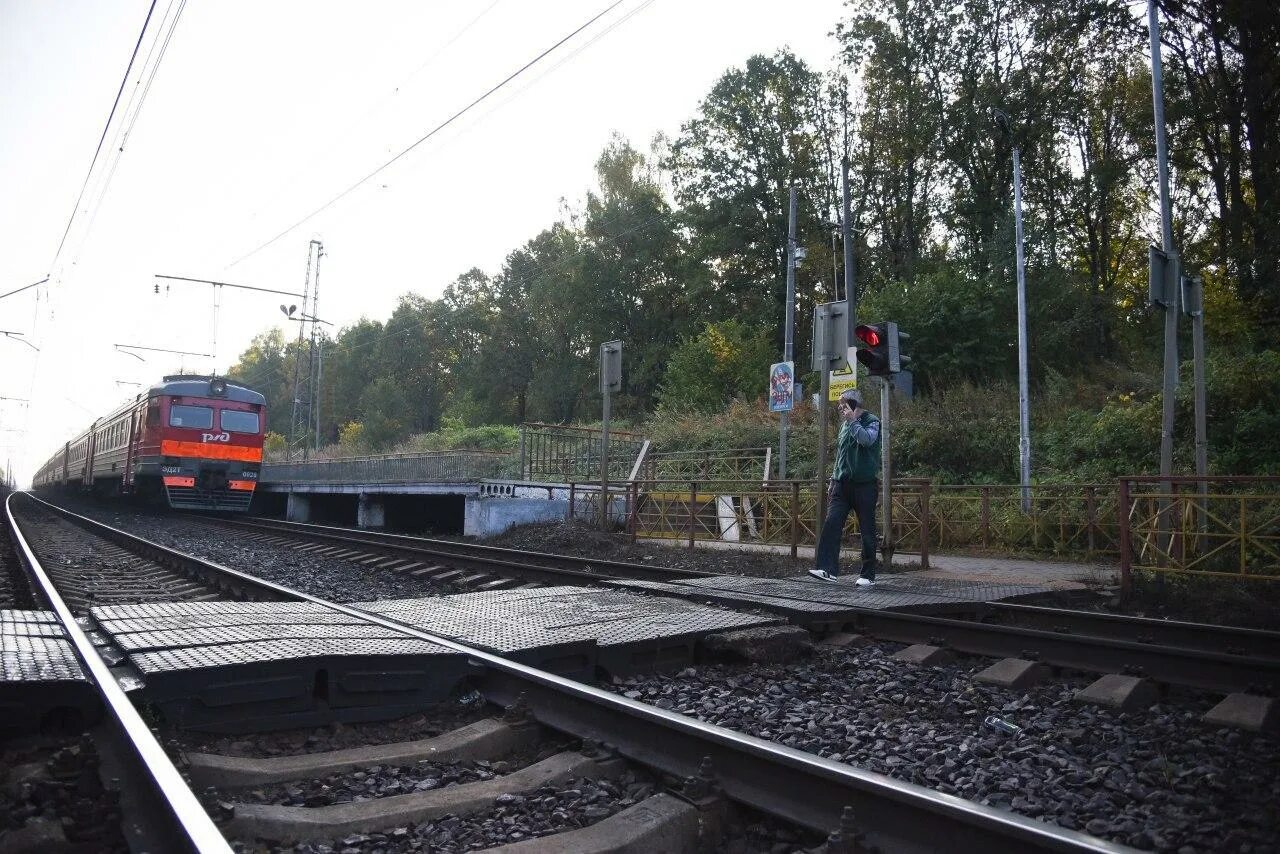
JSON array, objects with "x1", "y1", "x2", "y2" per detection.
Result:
[
  {"x1": 392, "y1": 420, "x2": 519, "y2": 454},
  {"x1": 891, "y1": 382, "x2": 1021, "y2": 482},
  {"x1": 303, "y1": 351, "x2": 1279, "y2": 480},
  {"x1": 656, "y1": 321, "x2": 776, "y2": 413}
]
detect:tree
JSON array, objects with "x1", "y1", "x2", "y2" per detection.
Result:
[
  {"x1": 657, "y1": 320, "x2": 775, "y2": 412},
  {"x1": 666, "y1": 50, "x2": 841, "y2": 362},
  {"x1": 225, "y1": 328, "x2": 291, "y2": 435}
]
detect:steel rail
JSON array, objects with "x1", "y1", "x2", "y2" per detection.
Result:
[
  {"x1": 26, "y1": 495, "x2": 1125, "y2": 853},
  {"x1": 847, "y1": 609, "x2": 1279, "y2": 694},
  {"x1": 196, "y1": 514, "x2": 712, "y2": 583},
  {"x1": 981, "y1": 601, "x2": 1280, "y2": 659},
  {"x1": 5, "y1": 494, "x2": 233, "y2": 853},
  {"x1": 206, "y1": 514, "x2": 1280, "y2": 692}
]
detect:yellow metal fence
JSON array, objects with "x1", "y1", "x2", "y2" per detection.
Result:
[
  {"x1": 1118, "y1": 476, "x2": 1280, "y2": 589},
  {"x1": 551, "y1": 476, "x2": 1280, "y2": 583}
]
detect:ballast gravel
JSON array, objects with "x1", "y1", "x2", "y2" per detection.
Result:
[
  {"x1": 609, "y1": 643, "x2": 1280, "y2": 853},
  {"x1": 65, "y1": 503, "x2": 464, "y2": 602},
  {"x1": 239, "y1": 759, "x2": 499, "y2": 807},
  {"x1": 226, "y1": 772, "x2": 657, "y2": 854},
  {"x1": 172, "y1": 701, "x2": 493, "y2": 758}
]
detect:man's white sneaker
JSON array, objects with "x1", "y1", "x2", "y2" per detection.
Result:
[
  {"x1": 808, "y1": 569, "x2": 838, "y2": 582},
  {"x1": 855, "y1": 577, "x2": 875, "y2": 587}
]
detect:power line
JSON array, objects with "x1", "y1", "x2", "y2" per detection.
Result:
[
  {"x1": 0, "y1": 277, "x2": 49, "y2": 304},
  {"x1": 67, "y1": 0, "x2": 189, "y2": 273},
  {"x1": 228, "y1": 0, "x2": 629, "y2": 269},
  {"x1": 235, "y1": 0, "x2": 504, "y2": 233},
  {"x1": 47, "y1": 0, "x2": 159, "y2": 279}
]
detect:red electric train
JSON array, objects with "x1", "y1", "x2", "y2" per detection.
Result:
[{"x1": 32, "y1": 375, "x2": 266, "y2": 511}]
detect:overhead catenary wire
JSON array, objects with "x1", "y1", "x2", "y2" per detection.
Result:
[
  {"x1": 47, "y1": 0, "x2": 160, "y2": 281},
  {"x1": 66, "y1": 0, "x2": 189, "y2": 274},
  {"x1": 0, "y1": 277, "x2": 49, "y2": 304},
  {"x1": 228, "y1": 0, "x2": 630, "y2": 269},
  {"x1": 235, "y1": 0, "x2": 504, "y2": 232}
]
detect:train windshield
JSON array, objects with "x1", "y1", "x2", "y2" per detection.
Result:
[
  {"x1": 220, "y1": 409, "x2": 260, "y2": 434},
  {"x1": 169, "y1": 404, "x2": 214, "y2": 429}
]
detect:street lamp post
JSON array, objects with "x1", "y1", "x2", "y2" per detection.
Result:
[{"x1": 993, "y1": 108, "x2": 1033, "y2": 514}]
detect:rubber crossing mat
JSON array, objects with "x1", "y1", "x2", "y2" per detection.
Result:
[
  {"x1": 1, "y1": 609, "x2": 100, "y2": 734},
  {"x1": 358, "y1": 586, "x2": 783, "y2": 677},
  {"x1": 602, "y1": 574, "x2": 1055, "y2": 627},
  {"x1": 89, "y1": 601, "x2": 469, "y2": 733}
]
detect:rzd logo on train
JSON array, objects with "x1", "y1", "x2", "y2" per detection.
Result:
[{"x1": 201, "y1": 432, "x2": 231, "y2": 443}]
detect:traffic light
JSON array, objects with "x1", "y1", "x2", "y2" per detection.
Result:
[
  {"x1": 855, "y1": 321, "x2": 910, "y2": 376},
  {"x1": 855, "y1": 322, "x2": 891, "y2": 376}
]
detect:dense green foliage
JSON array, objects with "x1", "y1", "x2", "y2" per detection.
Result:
[{"x1": 228, "y1": 0, "x2": 1279, "y2": 479}]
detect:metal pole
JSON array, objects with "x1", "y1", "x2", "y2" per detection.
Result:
[
  {"x1": 1012, "y1": 147, "x2": 1032, "y2": 514},
  {"x1": 314, "y1": 336, "x2": 323, "y2": 452},
  {"x1": 1149, "y1": 0, "x2": 1179, "y2": 564},
  {"x1": 519, "y1": 426, "x2": 527, "y2": 480},
  {"x1": 817, "y1": 365, "x2": 831, "y2": 535},
  {"x1": 288, "y1": 245, "x2": 313, "y2": 459},
  {"x1": 879, "y1": 378, "x2": 892, "y2": 569},
  {"x1": 842, "y1": 158, "x2": 856, "y2": 320},
  {"x1": 779, "y1": 187, "x2": 797, "y2": 480},
  {"x1": 1149, "y1": 0, "x2": 1179, "y2": 483},
  {"x1": 600, "y1": 385, "x2": 611, "y2": 531},
  {"x1": 830, "y1": 231, "x2": 839, "y2": 301},
  {"x1": 306, "y1": 240, "x2": 323, "y2": 461},
  {"x1": 1189, "y1": 276, "x2": 1208, "y2": 534}
]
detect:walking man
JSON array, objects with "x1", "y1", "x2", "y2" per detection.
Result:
[{"x1": 809, "y1": 388, "x2": 881, "y2": 585}]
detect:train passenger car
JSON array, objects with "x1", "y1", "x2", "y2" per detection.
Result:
[{"x1": 33, "y1": 375, "x2": 266, "y2": 512}]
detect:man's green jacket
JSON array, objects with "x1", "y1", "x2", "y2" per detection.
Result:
[{"x1": 831, "y1": 411, "x2": 881, "y2": 483}]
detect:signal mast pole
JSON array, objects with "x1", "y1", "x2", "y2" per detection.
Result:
[
  {"x1": 288, "y1": 240, "x2": 324, "y2": 460},
  {"x1": 779, "y1": 188, "x2": 798, "y2": 481}
]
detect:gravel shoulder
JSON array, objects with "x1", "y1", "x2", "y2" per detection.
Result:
[{"x1": 609, "y1": 643, "x2": 1280, "y2": 853}]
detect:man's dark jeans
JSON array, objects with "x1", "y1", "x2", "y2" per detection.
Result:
[{"x1": 814, "y1": 479, "x2": 878, "y2": 579}]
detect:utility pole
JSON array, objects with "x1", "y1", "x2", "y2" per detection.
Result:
[
  {"x1": 992, "y1": 108, "x2": 1032, "y2": 513},
  {"x1": 314, "y1": 335, "x2": 325, "y2": 452},
  {"x1": 817, "y1": 158, "x2": 858, "y2": 531},
  {"x1": 1149, "y1": 0, "x2": 1179, "y2": 486},
  {"x1": 1012, "y1": 146, "x2": 1032, "y2": 514},
  {"x1": 1148, "y1": 0, "x2": 1179, "y2": 567},
  {"x1": 778, "y1": 188, "x2": 797, "y2": 481},
  {"x1": 842, "y1": 158, "x2": 856, "y2": 320},
  {"x1": 288, "y1": 239, "x2": 324, "y2": 460},
  {"x1": 880, "y1": 377, "x2": 893, "y2": 568},
  {"x1": 1184, "y1": 274, "x2": 1208, "y2": 530}
]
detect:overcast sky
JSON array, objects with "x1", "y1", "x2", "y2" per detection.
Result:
[{"x1": 0, "y1": 0, "x2": 847, "y2": 483}]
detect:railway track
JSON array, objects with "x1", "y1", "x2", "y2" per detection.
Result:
[
  {"x1": 187, "y1": 514, "x2": 1280, "y2": 696},
  {"x1": 5, "y1": 493, "x2": 1126, "y2": 852}
]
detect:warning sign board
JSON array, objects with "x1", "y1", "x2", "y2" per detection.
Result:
[{"x1": 829, "y1": 365, "x2": 857, "y2": 401}]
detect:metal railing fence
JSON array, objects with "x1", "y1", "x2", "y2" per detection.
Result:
[
  {"x1": 263, "y1": 451, "x2": 517, "y2": 483},
  {"x1": 636, "y1": 448, "x2": 772, "y2": 486},
  {"x1": 1118, "y1": 476, "x2": 1280, "y2": 591},
  {"x1": 625, "y1": 478, "x2": 931, "y2": 564},
  {"x1": 903, "y1": 483, "x2": 1119, "y2": 559},
  {"x1": 518, "y1": 423, "x2": 645, "y2": 483}
]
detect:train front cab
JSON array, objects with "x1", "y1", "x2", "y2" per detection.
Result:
[{"x1": 136, "y1": 378, "x2": 265, "y2": 512}]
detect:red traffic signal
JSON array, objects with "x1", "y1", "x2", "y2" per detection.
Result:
[
  {"x1": 855, "y1": 321, "x2": 909, "y2": 376},
  {"x1": 855, "y1": 323, "x2": 890, "y2": 376},
  {"x1": 855, "y1": 325, "x2": 881, "y2": 348}
]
